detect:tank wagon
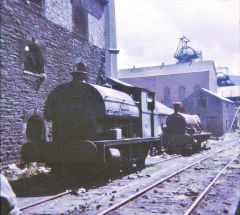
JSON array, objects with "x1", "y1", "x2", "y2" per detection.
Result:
[
  {"x1": 162, "y1": 103, "x2": 210, "y2": 154},
  {"x1": 21, "y1": 71, "x2": 161, "y2": 171}
]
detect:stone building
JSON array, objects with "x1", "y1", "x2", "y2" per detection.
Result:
[
  {"x1": 182, "y1": 88, "x2": 236, "y2": 136},
  {"x1": 118, "y1": 60, "x2": 217, "y2": 108},
  {"x1": 0, "y1": 0, "x2": 117, "y2": 168}
]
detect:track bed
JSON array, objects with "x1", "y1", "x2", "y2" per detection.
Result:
[{"x1": 15, "y1": 137, "x2": 240, "y2": 214}]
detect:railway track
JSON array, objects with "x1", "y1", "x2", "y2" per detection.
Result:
[
  {"x1": 184, "y1": 154, "x2": 239, "y2": 215},
  {"x1": 97, "y1": 147, "x2": 239, "y2": 215},
  {"x1": 18, "y1": 154, "x2": 181, "y2": 212},
  {"x1": 19, "y1": 191, "x2": 70, "y2": 211},
  {"x1": 18, "y1": 139, "x2": 239, "y2": 214}
]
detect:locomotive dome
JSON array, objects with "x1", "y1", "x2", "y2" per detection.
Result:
[{"x1": 44, "y1": 72, "x2": 139, "y2": 121}]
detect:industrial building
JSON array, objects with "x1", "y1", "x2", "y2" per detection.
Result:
[
  {"x1": 182, "y1": 88, "x2": 237, "y2": 136},
  {"x1": 119, "y1": 60, "x2": 217, "y2": 108},
  {"x1": 118, "y1": 37, "x2": 238, "y2": 137},
  {"x1": 118, "y1": 61, "x2": 238, "y2": 137},
  {"x1": 119, "y1": 37, "x2": 217, "y2": 108}
]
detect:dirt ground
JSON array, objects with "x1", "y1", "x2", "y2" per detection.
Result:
[
  {"x1": 11, "y1": 132, "x2": 240, "y2": 214},
  {"x1": 111, "y1": 146, "x2": 239, "y2": 215}
]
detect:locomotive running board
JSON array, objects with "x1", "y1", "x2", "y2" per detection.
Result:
[{"x1": 94, "y1": 137, "x2": 161, "y2": 164}]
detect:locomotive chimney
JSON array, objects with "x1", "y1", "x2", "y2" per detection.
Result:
[
  {"x1": 71, "y1": 62, "x2": 88, "y2": 82},
  {"x1": 71, "y1": 71, "x2": 88, "y2": 83},
  {"x1": 173, "y1": 102, "x2": 181, "y2": 114}
]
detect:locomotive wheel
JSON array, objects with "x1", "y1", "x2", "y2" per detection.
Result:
[
  {"x1": 135, "y1": 159, "x2": 145, "y2": 169},
  {"x1": 122, "y1": 158, "x2": 133, "y2": 172},
  {"x1": 150, "y1": 140, "x2": 162, "y2": 156},
  {"x1": 120, "y1": 147, "x2": 133, "y2": 172},
  {"x1": 60, "y1": 163, "x2": 98, "y2": 179},
  {"x1": 135, "y1": 145, "x2": 149, "y2": 169},
  {"x1": 192, "y1": 139, "x2": 201, "y2": 152}
]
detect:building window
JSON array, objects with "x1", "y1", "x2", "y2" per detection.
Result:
[
  {"x1": 194, "y1": 85, "x2": 201, "y2": 92},
  {"x1": 24, "y1": 43, "x2": 44, "y2": 74},
  {"x1": 164, "y1": 87, "x2": 170, "y2": 106},
  {"x1": 72, "y1": 2, "x2": 88, "y2": 39},
  {"x1": 178, "y1": 86, "x2": 185, "y2": 101},
  {"x1": 198, "y1": 93, "x2": 207, "y2": 107}
]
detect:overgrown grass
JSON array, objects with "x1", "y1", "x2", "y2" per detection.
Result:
[{"x1": 2, "y1": 163, "x2": 59, "y2": 193}]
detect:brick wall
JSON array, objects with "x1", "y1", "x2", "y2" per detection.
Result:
[
  {"x1": 121, "y1": 71, "x2": 210, "y2": 107},
  {"x1": 0, "y1": 0, "x2": 106, "y2": 168}
]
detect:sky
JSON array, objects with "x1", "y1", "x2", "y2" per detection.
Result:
[{"x1": 114, "y1": 0, "x2": 240, "y2": 76}]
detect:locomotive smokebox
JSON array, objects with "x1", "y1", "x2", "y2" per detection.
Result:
[{"x1": 62, "y1": 140, "x2": 98, "y2": 163}]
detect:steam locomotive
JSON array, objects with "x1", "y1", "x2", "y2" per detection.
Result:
[
  {"x1": 162, "y1": 103, "x2": 210, "y2": 155},
  {"x1": 21, "y1": 71, "x2": 162, "y2": 171},
  {"x1": 21, "y1": 71, "x2": 210, "y2": 172}
]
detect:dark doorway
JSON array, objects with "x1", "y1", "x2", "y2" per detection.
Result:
[{"x1": 26, "y1": 115, "x2": 46, "y2": 143}]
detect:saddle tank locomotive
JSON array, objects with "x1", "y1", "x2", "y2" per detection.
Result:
[
  {"x1": 21, "y1": 71, "x2": 161, "y2": 172},
  {"x1": 162, "y1": 103, "x2": 210, "y2": 154}
]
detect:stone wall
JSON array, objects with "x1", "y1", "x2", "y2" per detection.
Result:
[
  {"x1": 0, "y1": 0, "x2": 106, "y2": 168},
  {"x1": 45, "y1": 0, "x2": 106, "y2": 48},
  {"x1": 45, "y1": 0, "x2": 73, "y2": 32}
]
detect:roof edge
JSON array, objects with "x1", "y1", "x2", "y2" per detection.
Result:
[{"x1": 201, "y1": 88, "x2": 233, "y2": 103}]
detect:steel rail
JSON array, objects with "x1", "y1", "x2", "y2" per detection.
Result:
[
  {"x1": 184, "y1": 153, "x2": 239, "y2": 215},
  {"x1": 19, "y1": 141, "x2": 239, "y2": 213},
  {"x1": 97, "y1": 148, "x2": 226, "y2": 215},
  {"x1": 19, "y1": 190, "x2": 70, "y2": 211},
  {"x1": 147, "y1": 154, "x2": 182, "y2": 167},
  {"x1": 18, "y1": 155, "x2": 179, "y2": 211}
]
